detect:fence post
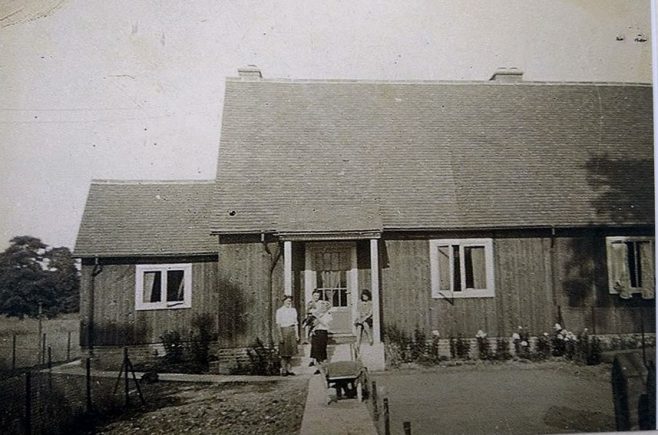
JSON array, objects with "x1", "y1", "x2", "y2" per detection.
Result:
[
  {"x1": 41, "y1": 333, "x2": 46, "y2": 365},
  {"x1": 124, "y1": 347, "x2": 130, "y2": 408},
  {"x1": 47, "y1": 346, "x2": 52, "y2": 370},
  {"x1": 12, "y1": 333, "x2": 16, "y2": 371},
  {"x1": 404, "y1": 421, "x2": 411, "y2": 435},
  {"x1": 67, "y1": 331, "x2": 71, "y2": 362},
  {"x1": 24, "y1": 371, "x2": 31, "y2": 435},
  {"x1": 372, "y1": 380, "x2": 378, "y2": 419},
  {"x1": 86, "y1": 358, "x2": 92, "y2": 413},
  {"x1": 383, "y1": 397, "x2": 390, "y2": 435}
]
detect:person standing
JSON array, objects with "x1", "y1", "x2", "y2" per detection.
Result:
[
  {"x1": 275, "y1": 296, "x2": 299, "y2": 376},
  {"x1": 310, "y1": 299, "x2": 332, "y2": 373},
  {"x1": 354, "y1": 290, "x2": 374, "y2": 346}
]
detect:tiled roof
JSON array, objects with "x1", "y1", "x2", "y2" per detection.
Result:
[
  {"x1": 212, "y1": 78, "x2": 653, "y2": 233},
  {"x1": 74, "y1": 180, "x2": 217, "y2": 257}
]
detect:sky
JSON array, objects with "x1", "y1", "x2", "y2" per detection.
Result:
[{"x1": 0, "y1": 0, "x2": 653, "y2": 251}]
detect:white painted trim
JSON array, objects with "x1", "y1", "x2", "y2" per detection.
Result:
[
  {"x1": 350, "y1": 245, "x2": 359, "y2": 336},
  {"x1": 429, "y1": 239, "x2": 495, "y2": 299},
  {"x1": 370, "y1": 239, "x2": 381, "y2": 343},
  {"x1": 135, "y1": 263, "x2": 192, "y2": 310},
  {"x1": 304, "y1": 242, "x2": 357, "y2": 333},
  {"x1": 606, "y1": 236, "x2": 654, "y2": 295},
  {"x1": 284, "y1": 241, "x2": 292, "y2": 296}
]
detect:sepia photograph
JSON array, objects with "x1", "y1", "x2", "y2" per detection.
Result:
[{"x1": 0, "y1": 0, "x2": 655, "y2": 433}]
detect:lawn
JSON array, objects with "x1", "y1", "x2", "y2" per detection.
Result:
[
  {"x1": 0, "y1": 313, "x2": 80, "y2": 369},
  {"x1": 371, "y1": 361, "x2": 615, "y2": 435}
]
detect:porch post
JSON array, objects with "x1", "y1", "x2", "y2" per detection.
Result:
[
  {"x1": 370, "y1": 238, "x2": 381, "y2": 343},
  {"x1": 284, "y1": 241, "x2": 292, "y2": 296}
]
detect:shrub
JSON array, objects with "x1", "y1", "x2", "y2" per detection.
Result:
[
  {"x1": 189, "y1": 313, "x2": 215, "y2": 368},
  {"x1": 411, "y1": 327, "x2": 428, "y2": 361},
  {"x1": 476, "y1": 330, "x2": 493, "y2": 360},
  {"x1": 512, "y1": 326, "x2": 530, "y2": 359},
  {"x1": 495, "y1": 338, "x2": 512, "y2": 360},
  {"x1": 450, "y1": 334, "x2": 471, "y2": 359},
  {"x1": 384, "y1": 324, "x2": 413, "y2": 363},
  {"x1": 245, "y1": 338, "x2": 280, "y2": 376},
  {"x1": 160, "y1": 330, "x2": 184, "y2": 363},
  {"x1": 535, "y1": 333, "x2": 551, "y2": 360}
]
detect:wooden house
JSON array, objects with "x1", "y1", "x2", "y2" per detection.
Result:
[{"x1": 75, "y1": 67, "x2": 654, "y2": 369}]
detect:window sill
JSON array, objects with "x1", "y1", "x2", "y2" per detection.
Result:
[
  {"x1": 135, "y1": 303, "x2": 192, "y2": 311},
  {"x1": 433, "y1": 290, "x2": 495, "y2": 299}
]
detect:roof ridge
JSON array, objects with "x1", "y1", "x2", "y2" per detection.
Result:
[
  {"x1": 226, "y1": 77, "x2": 652, "y2": 87},
  {"x1": 91, "y1": 179, "x2": 215, "y2": 185}
]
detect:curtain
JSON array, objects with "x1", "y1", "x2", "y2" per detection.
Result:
[
  {"x1": 465, "y1": 246, "x2": 487, "y2": 289},
  {"x1": 609, "y1": 242, "x2": 631, "y2": 299},
  {"x1": 143, "y1": 271, "x2": 161, "y2": 303},
  {"x1": 639, "y1": 241, "x2": 655, "y2": 299}
]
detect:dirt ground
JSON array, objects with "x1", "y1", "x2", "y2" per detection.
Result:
[
  {"x1": 94, "y1": 378, "x2": 308, "y2": 435},
  {"x1": 371, "y1": 361, "x2": 616, "y2": 435}
]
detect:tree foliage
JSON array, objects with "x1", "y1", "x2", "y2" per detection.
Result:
[{"x1": 0, "y1": 236, "x2": 80, "y2": 319}]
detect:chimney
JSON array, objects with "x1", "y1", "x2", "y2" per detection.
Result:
[
  {"x1": 237, "y1": 65, "x2": 262, "y2": 80},
  {"x1": 489, "y1": 67, "x2": 524, "y2": 83}
]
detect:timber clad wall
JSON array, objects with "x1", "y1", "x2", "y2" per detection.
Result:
[
  {"x1": 80, "y1": 256, "x2": 218, "y2": 346},
  {"x1": 380, "y1": 232, "x2": 654, "y2": 339},
  {"x1": 217, "y1": 241, "x2": 283, "y2": 348}
]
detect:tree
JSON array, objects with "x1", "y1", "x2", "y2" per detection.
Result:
[{"x1": 0, "y1": 236, "x2": 80, "y2": 319}]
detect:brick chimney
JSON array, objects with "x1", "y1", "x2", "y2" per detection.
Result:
[
  {"x1": 237, "y1": 65, "x2": 262, "y2": 80},
  {"x1": 489, "y1": 67, "x2": 524, "y2": 82}
]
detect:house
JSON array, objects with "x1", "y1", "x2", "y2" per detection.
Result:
[{"x1": 75, "y1": 66, "x2": 655, "y2": 370}]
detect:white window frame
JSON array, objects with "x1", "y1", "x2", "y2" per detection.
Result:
[
  {"x1": 135, "y1": 263, "x2": 192, "y2": 310},
  {"x1": 430, "y1": 238, "x2": 495, "y2": 298},
  {"x1": 606, "y1": 236, "x2": 654, "y2": 295}
]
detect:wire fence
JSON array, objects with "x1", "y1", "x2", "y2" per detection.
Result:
[
  {"x1": 0, "y1": 331, "x2": 79, "y2": 371},
  {"x1": 0, "y1": 351, "x2": 149, "y2": 435}
]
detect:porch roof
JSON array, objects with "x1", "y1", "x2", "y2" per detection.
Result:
[
  {"x1": 74, "y1": 180, "x2": 217, "y2": 257},
  {"x1": 212, "y1": 77, "x2": 654, "y2": 233}
]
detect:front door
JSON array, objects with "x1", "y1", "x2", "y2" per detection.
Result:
[{"x1": 305, "y1": 243, "x2": 357, "y2": 335}]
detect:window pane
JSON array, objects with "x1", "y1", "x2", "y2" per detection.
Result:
[
  {"x1": 452, "y1": 245, "x2": 461, "y2": 292},
  {"x1": 143, "y1": 271, "x2": 161, "y2": 303},
  {"x1": 465, "y1": 246, "x2": 487, "y2": 289},
  {"x1": 437, "y1": 246, "x2": 451, "y2": 291},
  {"x1": 167, "y1": 270, "x2": 185, "y2": 302}
]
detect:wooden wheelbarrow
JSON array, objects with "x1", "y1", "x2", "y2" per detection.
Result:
[{"x1": 324, "y1": 360, "x2": 369, "y2": 404}]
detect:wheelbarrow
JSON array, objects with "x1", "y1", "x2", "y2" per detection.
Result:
[{"x1": 324, "y1": 360, "x2": 369, "y2": 404}]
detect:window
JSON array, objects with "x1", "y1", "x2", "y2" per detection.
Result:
[
  {"x1": 606, "y1": 237, "x2": 654, "y2": 299},
  {"x1": 430, "y1": 239, "x2": 495, "y2": 298},
  {"x1": 135, "y1": 264, "x2": 192, "y2": 310}
]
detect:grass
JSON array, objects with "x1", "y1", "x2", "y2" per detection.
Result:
[{"x1": 0, "y1": 313, "x2": 80, "y2": 369}]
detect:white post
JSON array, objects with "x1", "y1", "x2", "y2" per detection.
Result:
[
  {"x1": 284, "y1": 241, "x2": 292, "y2": 296},
  {"x1": 370, "y1": 239, "x2": 381, "y2": 343}
]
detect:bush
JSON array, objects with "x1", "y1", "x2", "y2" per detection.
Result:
[
  {"x1": 495, "y1": 338, "x2": 512, "y2": 360},
  {"x1": 512, "y1": 326, "x2": 530, "y2": 359},
  {"x1": 476, "y1": 330, "x2": 493, "y2": 360},
  {"x1": 450, "y1": 334, "x2": 471, "y2": 359},
  {"x1": 160, "y1": 330, "x2": 184, "y2": 363},
  {"x1": 411, "y1": 327, "x2": 428, "y2": 361},
  {"x1": 245, "y1": 338, "x2": 280, "y2": 376},
  {"x1": 189, "y1": 313, "x2": 215, "y2": 368},
  {"x1": 384, "y1": 325, "x2": 413, "y2": 363},
  {"x1": 535, "y1": 333, "x2": 551, "y2": 360}
]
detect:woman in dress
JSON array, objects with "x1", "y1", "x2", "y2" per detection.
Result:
[
  {"x1": 354, "y1": 290, "x2": 373, "y2": 346},
  {"x1": 310, "y1": 299, "x2": 332, "y2": 373},
  {"x1": 275, "y1": 296, "x2": 299, "y2": 376}
]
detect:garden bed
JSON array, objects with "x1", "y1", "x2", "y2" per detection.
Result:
[{"x1": 90, "y1": 378, "x2": 308, "y2": 434}]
